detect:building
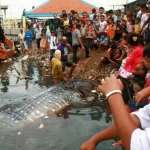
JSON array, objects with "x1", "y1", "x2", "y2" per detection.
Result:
[{"x1": 25, "y1": 0, "x2": 98, "y2": 18}]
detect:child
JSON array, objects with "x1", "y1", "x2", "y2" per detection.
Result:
[
  {"x1": 85, "y1": 20, "x2": 95, "y2": 50},
  {"x1": 92, "y1": 34, "x2": 99, "y2": 50},
  {"x1": 72, "y1": 18, "x2": 78, "y2": 32},
  {"x1": 50, "y1": 31, "x2": 58, "y2": 61},
  {"x1": 106, "y1": 17, "x2": 115, "y2": 43},
  {"x1": 80, "y1": 22, "x2": 86, "y2": 44},
  {"x1": 97, "y1": 32, "x2": 109, "y2": 52},
  {"x1": 134, "y1": 17, "x2": 141, "y2": 34},
  {"x1": 114, "y1": 26, "x2": 122, "y2": 42},
  {"x1": 40, "y1": 34, "x2": 47, "y2": 54},
  {"x1": 128, "y1": 20, "x2": 135, "y2": 33}
]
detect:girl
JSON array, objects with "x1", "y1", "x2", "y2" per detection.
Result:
[
  {"x1": 128, "y1": 20, "x2": 135, "y2": 33},
  {"x1": 106, "y1": 17, "x2": 115, "y2": 42},
  {"x1": 40, "y1": 34, "x2": 47, "y2": 54}
]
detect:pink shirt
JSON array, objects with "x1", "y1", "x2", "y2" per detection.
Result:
[{"x1": 124, "y1": 44, "x2": 144, "y2": 73}]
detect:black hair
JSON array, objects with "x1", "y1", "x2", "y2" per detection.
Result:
[
  {"x1": 108, "y1": 17, "x2": 114, "y2": 22},
  {"x1": 101, "y1": 32, "x2": 106, "y2": 36},
  {"x1": 143, "y1": 44, "x2": 150, "y2": 58},
  {"x1": 111, "y1": 44, "x2": 117, "y2": 50},
  {"x1": 100, "y1": 15, "x2": 105, "y2": 18},
  {"x1": 93, "y1": 14, "x2": 97, "y2": 19},
  {"x1": 127, "y1": 33, "x2": 139, "y2": 46},
  {"x1": 129, "y1": 19, "x2": 135, "y2": 25},
  {"x1": 99, "y1": 7, "x2": 104, "y2": 10},
  {"x1": 109, "y1": 10, "x2": 114, "y2": 14},
  {"x1": 92, "y1": 8, "x2": 96, "y2": 13},
  {"x1": 76, "y1": 23, "x2": 81, "y2": 28},
  {"x1": 135, "y1": 17, "x2": 141, "y2": 22},
  {"x1": 117, "y1": 9, "x2": 121, "y2": 13},
  {"x1": 63, "y1": 13, "x2": 68, "y2": 17},
  {"x1": 139, "y1": 3, "x2": 146, "y2": 8},
  {"x1": 136, "y1": 3, "x2": 141, "y2": 7},
  {"x1": 122, "y1": 30, "x2": 128, "y2": 34},
  {"x1": 71, "y1": 10, "x2": 75, "y2": 14}
]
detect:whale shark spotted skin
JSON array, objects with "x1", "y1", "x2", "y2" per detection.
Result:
[{"x1": 0, "y1": 79, "x2": 94, "y2": 128}]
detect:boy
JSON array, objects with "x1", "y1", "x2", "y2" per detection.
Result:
[
  {"x1": 97, "y1": 32, "x2": 108, "y2": 52},
  {"x1": 134, "y1": 17, "x2": 141, "y2": 34}
]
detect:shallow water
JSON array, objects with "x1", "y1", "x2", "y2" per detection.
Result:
[{"x1": 0, "y1": 60, "x2": 123, "y2": 150}]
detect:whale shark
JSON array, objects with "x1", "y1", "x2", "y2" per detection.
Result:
[{"x1": 0, "y1": 79, "x2": 95, "y2": 129}]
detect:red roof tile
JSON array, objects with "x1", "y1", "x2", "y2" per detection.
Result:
[{"x1": 30, "y1": 0, "x2": 98, "y2": 14}]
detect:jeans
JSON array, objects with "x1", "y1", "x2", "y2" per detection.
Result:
[
  {"x1": 50, "y1": 49, "x2": 56, "y2": 61},
  {"x1": 146, "y1": 29, "x2": 150, "y2": 44},
  {"x1": 36, "y1": 38, "x2": 41, "y2": 49},
  {"x1": 72, "y1": 44, "x2": 89, "y2": 63}
]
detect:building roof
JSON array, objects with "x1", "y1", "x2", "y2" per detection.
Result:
[{"x1": 28, "y1": 0, "x2": 98, "y2": 15}]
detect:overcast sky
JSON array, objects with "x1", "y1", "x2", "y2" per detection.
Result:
[{"x1": 1, "y1": 0, "x2": 135, "y2": 19}]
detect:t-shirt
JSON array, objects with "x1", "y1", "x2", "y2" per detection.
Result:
[
  {"x1": 80, "y1": 26, "x2": 86, "y2": 36},
  {"x1": 18, "y1": 32, "x2": 25, "y2": 43},
  {"x1": 24, "y1": 31, "x2": 32, "y2": 42},
  {"x1": 57, "y1": 43, "x2": 68, "y2": 62},
  {"x1": 34, "y1": 28, "x2": 42, "y2": 39},
  {"x1": 135, "y1": 24, "x2": 141, "y2": 34},
  {"x1": 50, "y1": 36, "x2": 58, "y2": 49},
  {"x1": 93, "y1": 20, "x2": 100, "y2": 31},
  {"x1": 130, "y1": 104, "x2": 150, "y2": 150},
  {"x1": 141, "y1": 13, "x2": 149, "y2": 28},
  {"x1": 97, "y1": 37, "x2": 108, "y2": 43},
  {"x1": 72, "y1": 29, "x2": 81, "y2": 46},
  {"x1": 46, "y1": 26, "x2": 51, "y2": 36},
  {"x1": 99, "y1": 21, "x2": 107, "y2": 32}
]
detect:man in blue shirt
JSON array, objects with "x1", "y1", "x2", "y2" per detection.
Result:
[
  {"x1": 24, "y1": 28, "x2": 32, "y2": 53},
  {"x1": 57, "y1": 36, "x2": 76, "y2": 78}
]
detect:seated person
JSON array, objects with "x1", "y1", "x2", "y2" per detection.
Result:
[
  {"x1": 57, "y1": 36, "x2": 76, "y2": 78},
  {"x1": 97, "y1": 32, "x2": 108, "y2": 52},
  {"x1": 50, "y1": 50, "x2": 67, "y2": 84},
  {"x1": 114, "y1": 26, "x2": 122, "y2": 42},
  {"x1": 92, "y1": 34, "x2": 99, "y2": 50},
  {"x1": 97, "y1": 44, "x2": 121, "y2": 73}
]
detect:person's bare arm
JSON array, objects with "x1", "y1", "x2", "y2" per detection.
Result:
[
  {"x1": 78, "y1": 37, "x2": 85, "y2": 50},
  {"x1": 98, "y1": 75, "x2": 140, "y2": 150},
  {"x1": 107, "y1": 49, "x2": 117, "y2": 66}
]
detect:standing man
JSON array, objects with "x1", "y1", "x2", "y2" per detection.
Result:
[
  {"x1": 18, "y1": 29, "x2": 25, "y2": 54},
  {"x1": 72, "y1": 23, "x2": 90, "y2": 63}
]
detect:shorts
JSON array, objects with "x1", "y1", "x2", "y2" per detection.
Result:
[
  {"x1": 46, "y1": 35, "x2": 51, "y2": 42},
  {"x1": 26, "y1": 41, "x2": 32, "y2": 48},
  {"x1": 62, "y1": 61, "x2": 74, "y2": 71}
]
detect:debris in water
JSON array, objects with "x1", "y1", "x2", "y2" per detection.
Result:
[{"x1": 39, "y1": 124, "x2": 44, "y2": 129}]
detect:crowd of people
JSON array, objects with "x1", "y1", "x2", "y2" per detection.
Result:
[{"x1": 3, "y1": 1, "x2": 150, "y2": 149}]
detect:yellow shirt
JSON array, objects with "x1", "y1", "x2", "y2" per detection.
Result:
[{"x1": 135, "y1": 24, "x2": 141, "y2": 34}]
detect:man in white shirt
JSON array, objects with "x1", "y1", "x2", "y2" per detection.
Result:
[
  {"x1": 18, "y1": 29, "x2": 25, "y2": 54},
  {"x1": 135, "y1": 3, "x2": 142, "y2": 18},
  {"x1": 50, "y1": 31, "x2": 58, "y2": 61},
  {"x1": 99, "y1": 15, "x2": 107, "y2": 33},
  {"x1": 140, "y1": 3, "x2": 149, "y2": 29}
]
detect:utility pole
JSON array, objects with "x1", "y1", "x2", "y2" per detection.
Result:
[{"x1": 0, "y1": 0, "x2": 3, "y2": 27}]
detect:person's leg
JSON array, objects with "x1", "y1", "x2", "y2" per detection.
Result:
[
  {"x1": 37, "y1": 38, "x2": 41, "y2": 49},
  {"x1": 72, "y1": 46, "x2": 78, "y2": 63},
  {"x1": 83, "y1": 43, "x2": 90, "y2": 58},
  {"x1": 97, "y1": 57, "x2": 105, "y2": 73},
  {"x1": 50, "y1": 49, "x2": 55, "y2": 61},
  {"x1": 53, "y1": 78, "x2": 59, "y2": 84}
]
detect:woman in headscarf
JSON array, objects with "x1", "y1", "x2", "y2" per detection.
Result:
[{"x1": 50, "y1": 50, "x2": 67, "y2": 84}]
